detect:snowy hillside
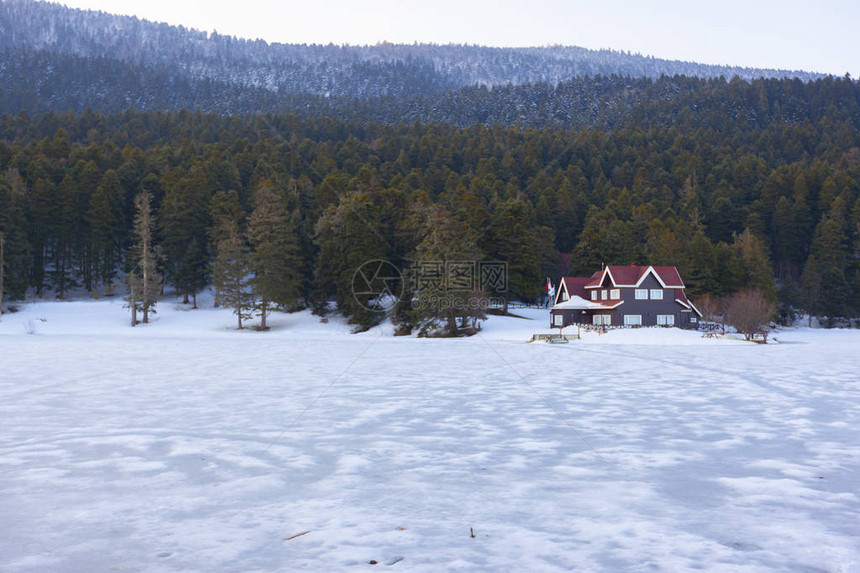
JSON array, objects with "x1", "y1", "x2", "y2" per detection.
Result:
[
  {"x1": 1, "y1": 297, "x2": 859, "y2": 571},
  {"x1": 0, "y1": 0, "x2": 823, "y2": 100}
]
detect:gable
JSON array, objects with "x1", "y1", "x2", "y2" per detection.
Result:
[
  {"x1": 607, "y1": 266, "x2": 643, "y2": 286},
  {"x1": 563, "y1": 265, "x2": 689, "y2": 299},
  {"x1": 555, "y1": 276, "x2": 593, "y2": 305},
  {"x1": 635, "y1": 273, "x2": 663, "y2": 290}
]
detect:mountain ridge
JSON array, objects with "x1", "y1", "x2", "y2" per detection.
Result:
[
  {"x1": 1, "y1": 0, "x2": 854, "y2": 132},
  {"x1": 0, "y1": 0, "x2": 826, "y2": 98}
]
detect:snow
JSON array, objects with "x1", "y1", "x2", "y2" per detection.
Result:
[
  {"x1": 549, "y1": 294, "x2": 606, "y2": 310},
  {"x1": 1, "y1": 294, "x2": 860, "y2": 572}
]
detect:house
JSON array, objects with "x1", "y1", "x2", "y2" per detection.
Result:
[{"x1": 550, "y1": 265, "x2": 701, "y2": 328}]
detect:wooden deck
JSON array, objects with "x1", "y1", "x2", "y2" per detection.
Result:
[{"x1": 529, "y1": 332, "x2": 579, "y2": 343}]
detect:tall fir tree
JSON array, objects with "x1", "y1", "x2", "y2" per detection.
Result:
[
  {"x1": 0, "y1": 231, "x2": 4, "y2": 318},
  {"x1": 212, "y1": 214, "x2": 252, "y2": 329},
  {"x1": 88, "y1": 170, "x2": 126, "y2": 298},
  {"x1": 800, "y1": 255, "x2": 823, "y2": 326},
  {"x1": 53, "y1": 174, "x2": 80, "y2": 298},
  {"x1": 732, "y1": 229, "x2": 777, "y2": 301},
  {"x1": 28, "y1": 177, "x2": 57, "y2": 297},
  {"x1": 808, "y1": 216, "x2": 850, "y2": 319},
  {"x1": 126, "y1": 190, "x2": 162, "y2": 325},
  {"x1": 175, "y1": 237, "x2": 208, "y2": 309},
  {"x1": 160, "y1": 175, "x2": 210, "y2": 304},
  {"x1": 247, "y1": 184, "x2": 302, "y2": 330},
  {"x1": 313, "y1": 190, "x2": 388, "y2": 329},
  {"x1": 408, "y1": 199, "x2": 483, "y2": 336},
  {"x1": 0, "y1": 176, "x2": 30, "y2": 302},
  {"x1": 484, "y1": 194, "x2": 556, "y2": 309}
]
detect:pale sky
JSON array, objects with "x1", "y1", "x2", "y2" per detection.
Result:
[{"x1": 57, "y1": 0, "x2": 859, "y2": 77}]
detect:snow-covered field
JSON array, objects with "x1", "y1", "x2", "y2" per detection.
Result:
[{"x1": 1, "y1": 295, "x2": 859, "y2": 572}]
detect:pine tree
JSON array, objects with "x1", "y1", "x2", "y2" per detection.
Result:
[
  {"x1": 212, "y1": 215, "x2": 252, "y2": 329},
  {"x1": 76, "y1": 160, "x2": 103, "y2": 292},
  {"x1": 800, "y1": 255, "x2": 822, "y2": 326},
  {"x1": 0, "y1": 175, "x2": 30, "y2": 302},
  {"x1": 313, "y1": 190, "x2": 388, "y2": 329},
  {"x1": 28, "y1": 178, "x2": 56, "y2": 297},
  {"x1": 808, "y1": 216, "x2": 849, "y2": 319},
  {"x1": 53, "y1": 174, "x2": 80, "y2": 298},
  {"x1": 484, "y1": 194, "x2": 555, "y2": 309},
  {"x1": 0, "y1": 231, "x2": 5, "y2": 318},
  {"x1": 126, "y1": 190, "x2": 162, "y2": 325},
  {"x1": 175, "y1": 237, "x2": 208, "y2": 309},
  {"x1": 247, "y1": 184, "x2": 302, "y2": 330},
  {"x1": 88, "y1": 170, "x2": 126, "y2": 298},
  {"x1": 160, "y1": 175, "x2": 210, "y2": 303},
  {"x1": 408, "y1": 200, "x2": 483, "y2": 336},
  {"x1": 732, "y1": 229, "x2": 777, "y2": 300}
]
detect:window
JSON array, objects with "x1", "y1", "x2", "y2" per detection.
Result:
[
  {"x1": 592, "y1": 314, "x2": 602, "y2": 325},
  {"x1": 624, "y1": 314, "x2": 642, "y2": 326},
  {"x1": 601, "y1": 290, "x2": 608, "y2": 300},
  {"x1": 553, "y1": 314, "x2": 563, "y2": 326},
  {"x1": 657, "y1": 314, "x2": 675, "y2": 326},
  {"x1": 650, "y1": 289, "x2": 664, "y2": 300},
  {"x1": 635, "y1": 289, "x2": 648, "y2": 300},
  {"x1": 610, "y1": 289, "x2": 620, "y2": 299},
  {"x1": 562, "y1": 292, "x2": 569, "y2": 301},
  {"x1": 690, "y1": 317, "x2": 697, "y2": 324},
  {"x1": 592, "y1": 314, "x2": 611, "y2": 325},
  {"x1": 590, "y1": 290, "x2": 598, "y2": 301}
]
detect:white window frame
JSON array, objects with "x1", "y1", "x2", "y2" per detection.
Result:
[
  {"x1": 657, "y1": 314, "x2": 675, "y2": 326},
  {"x1": 553, "y1": 314, "x2": 563, "y2": 326},
  {"x1": 624, "y1": 314, "x2": 642, "y2": 326},
  {"x1": 609, "y1": 289, "x2": 620, "y2": 299},
  {"x1": 601, "y1": 289, "x2": 608, "y2": 300},
  {"x1": 592, "y1": 314, "x2": 602, "y2": 325},
  {"x1": 635, "y1": 289, "x2": 648, "y2": 300},
  {"x1": 650, "y1": 289, "x2": 664, "y2": 300},
  {"x1": 590, "y1": 290, "x2": 598, "y2": 301},
  {"x1": 690, "y1": 316, "x2": 697, "y2": 324}
]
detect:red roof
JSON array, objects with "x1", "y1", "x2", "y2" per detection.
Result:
[
  {"x1": 651, "y1": 266, "x2": 685, "y2": 288},
  {"x1": 561, "y1": 277, "x2": 591, "y2": 298},
  {"x1": 583, "y1": 265, "x2": 685, "y2": 289}
]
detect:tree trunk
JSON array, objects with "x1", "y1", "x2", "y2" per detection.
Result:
[
  {"x1": 192, "y1": 291, "x2": 197, "y2": 309},
  {"x1": 130, "y1": 287, "x2": 138, "y2": 326},
  {"x1": 58, "y1": 254, "x2": 66, "y2": 299},
  {"x1": 447, "y1": 308, "x2": 457, "y2": 336},
  {"x1": 260, "y1": 302, "x2": 267, "y2": 330}
]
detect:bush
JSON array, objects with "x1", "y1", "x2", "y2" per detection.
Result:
[{"x1": 723, "y1": 288, "x2": 776, "y2": 340}]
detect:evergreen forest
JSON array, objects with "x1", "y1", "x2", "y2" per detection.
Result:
[{"x1": 1, "y1": 90, "x2": 859, "y2": 329}]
